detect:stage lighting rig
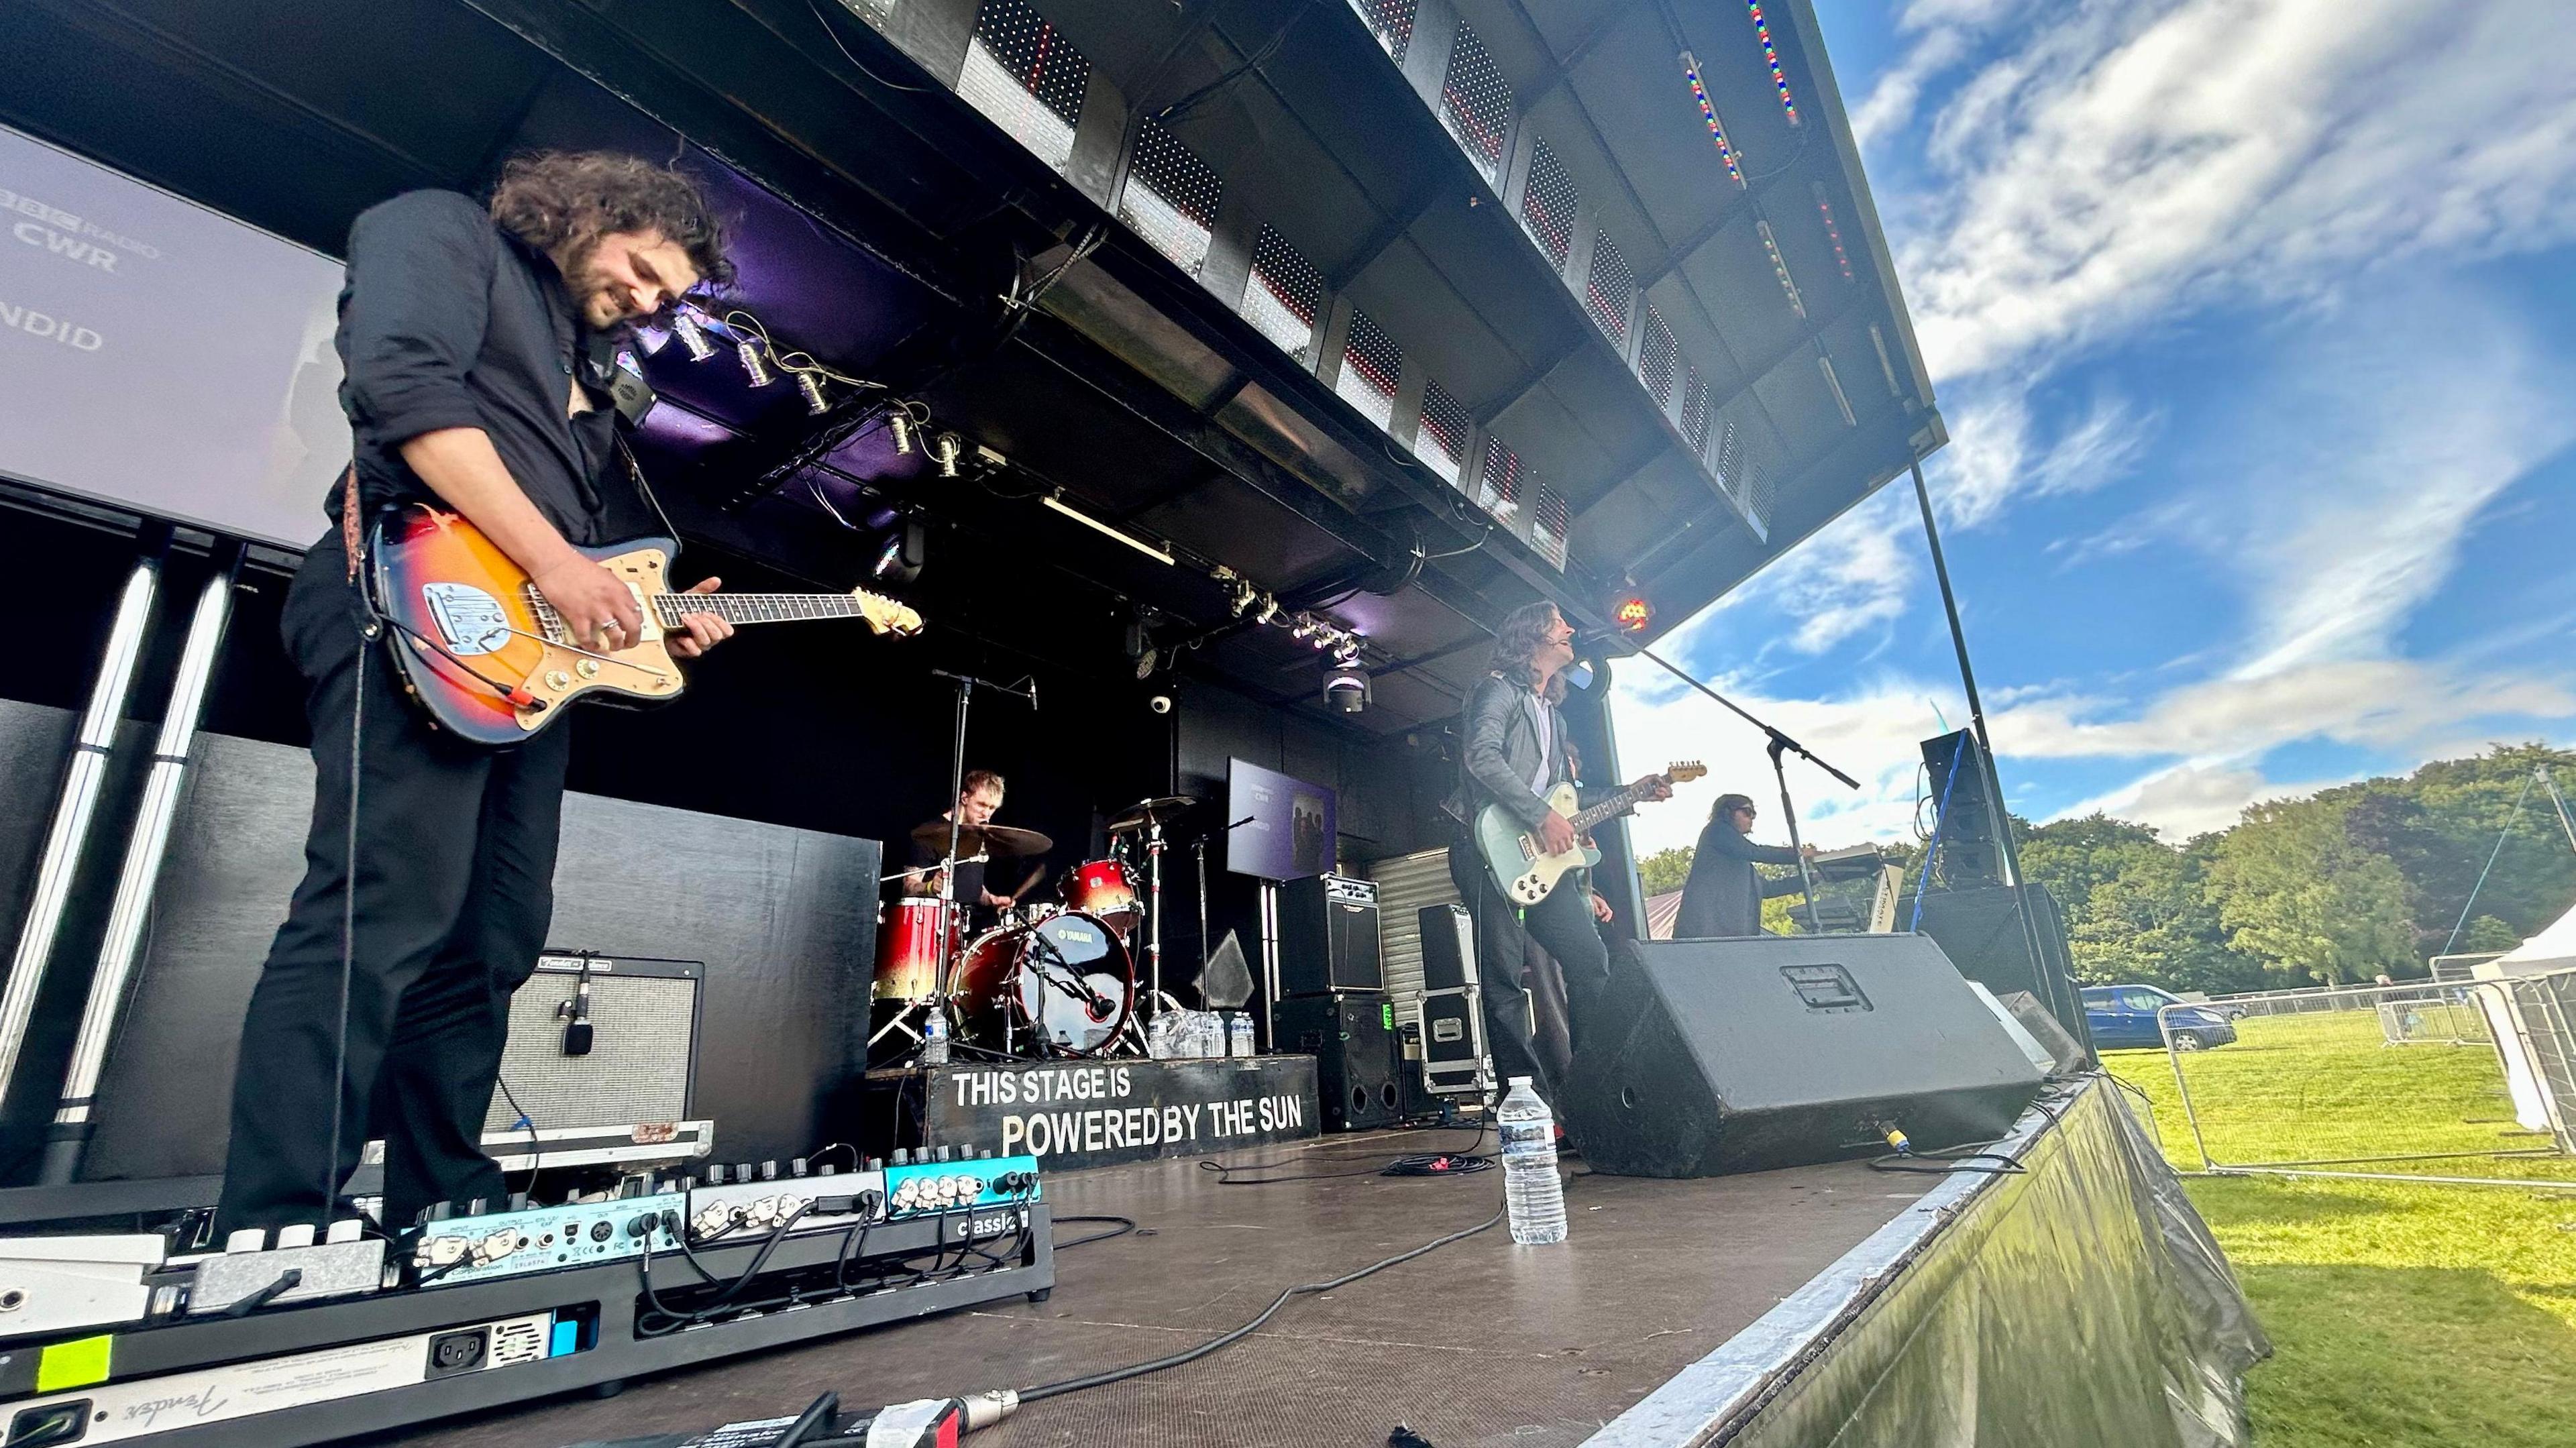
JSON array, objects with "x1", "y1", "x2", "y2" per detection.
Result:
[
  {"x1": 930, "y1": 433, "x2": 962, "y2": 478},
  {"x1": 888, "y1": 412, "x2": 916, "y2": 455},
  {"x1": 796, "y1": 372, "x2": 830, "y2": 416},
  {"x1": 735, "y1": 339, "x2": 775, "y2": 388},
  {"x1": 669, "y1": 309, "x2": 718, "y2": 361}
]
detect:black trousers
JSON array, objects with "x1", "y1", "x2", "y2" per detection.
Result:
[
  {"x1": 216, "y1": 540, "x2": 570, "y2": 1233},
  {"x1": 1448, "y1": 832, "x2": 1608, "y2": 1103}
]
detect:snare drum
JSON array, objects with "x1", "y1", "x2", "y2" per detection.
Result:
[
  {"x1": 873, "y1": 897, "x2": 950, "y2": 1002},
  {"x1": 1060, "y1": 858, "x2": 1138, "y2": 932}
]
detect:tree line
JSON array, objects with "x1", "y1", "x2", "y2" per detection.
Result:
[{"x1": 1635, "y1": 744, "x2": 2576, "y2": 992}]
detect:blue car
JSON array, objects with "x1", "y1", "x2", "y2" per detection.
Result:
[{"x1": 2081, "y1": 984, "x2": 2238, "y2": 1052}]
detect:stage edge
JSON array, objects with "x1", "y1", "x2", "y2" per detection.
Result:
[{"x1": 1586, "y1": 1076, "x2": 2269, "y2": 1447}]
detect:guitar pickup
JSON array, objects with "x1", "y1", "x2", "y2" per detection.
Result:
[{"x1": 1516, "y1": 836, "x2": 1538, "y2": 861}]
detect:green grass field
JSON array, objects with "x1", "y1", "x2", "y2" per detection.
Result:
[{"x1": 2102, "y1": 1013, "x2": 2576, "y2": 1447}]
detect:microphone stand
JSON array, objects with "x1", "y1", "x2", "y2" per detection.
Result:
[
  {"x1": 921, "y1": 669, "x2": 1037, "y2": 1056},
  {"x1": 1623, "y1": 645, "x2": 1857, "y2": 934}
]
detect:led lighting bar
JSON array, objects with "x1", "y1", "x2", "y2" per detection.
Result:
[
  {"x1": 1756, "y1": 220, "x2": 1805, "y2": 319},
  {"x1": 1817, "y1": 354, "x2": 1856, "y2": 427},
  {"x1": 1678, "y1": 51, "x2": 1745, "y2": 188},
  {"x1": 1747, "y1": 3, "x2": 1800, "y2": 125},
  {"x1": 1811, "y1": 182, "x2": 1854, "y2": 280},
  {"x1": 1042, "y1": 493, "x2": 1175, "y2": 565}
]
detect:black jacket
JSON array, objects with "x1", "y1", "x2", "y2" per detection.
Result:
[
  {"x1": 330, "y1": 189, "x2": 645, "y2": 545},
  {"x1": 1444, "y1": 672, "x2": 1610, "y2": 830},
  {"x1": 1672, "y1": 820, "x2": 1804, "y2": 938}
]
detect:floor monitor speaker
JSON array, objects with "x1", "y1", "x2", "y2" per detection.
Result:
[
  {"x1": 1560, "y1": 935, "x2": 2045, "y2": 1178},
  {"x1": 1273, "y1": 993, "x2": 1401, "y2": 1131}
]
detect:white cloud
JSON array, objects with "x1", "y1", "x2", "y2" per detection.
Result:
[
  {"x1": 1897, "y1": 0, "x2": 2576, "y2": 382},
  {"x1": 1611, "y1": 0, "x2": 2576, "y2": 848},
  {"x1": 2055, "y1": 763, "x2": 2336, "y2": 840}
]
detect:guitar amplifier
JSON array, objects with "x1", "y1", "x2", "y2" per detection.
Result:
[
  {"x1": 1279, "y1": 875, "x2": 1382, "y2": 997},
  {"x1": 482, "y1": 953, "x2": 703, "y2": 1136}
]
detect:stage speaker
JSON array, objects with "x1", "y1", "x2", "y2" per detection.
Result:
[
  {"x1": 483, "y1": 952, "x2": 703, "y2": 1135},
  {"x1": 1921, "y1": 731, "x2": 2004, "y2": 889},
  {"x1": 1274, "y1": 993, "x2": 1401, "y2": 1131},
  {"x1": 1560, "y1": 935, "x2": 2047, "y2": 1178},
  {"x1": 1913, "y1": 883, "x2": 2094, "y2": 1056},
  {"x1": 1279, "y1": 875, "x2": 1383, "y2": 997}
]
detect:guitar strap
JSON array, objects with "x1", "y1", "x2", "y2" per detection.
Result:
[{"x1": 337, "y1": 462, "x2": 364, "y2": 581}]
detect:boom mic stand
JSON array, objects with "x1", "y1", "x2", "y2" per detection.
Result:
[
  {"x1": 896, "y1": 669, "x2": 1034, "y2": 1058},
  {"x1": 1622, "y1": 645, "x2": 1859, "y2": 934}
]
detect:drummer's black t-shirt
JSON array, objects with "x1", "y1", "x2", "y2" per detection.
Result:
[{"x1": 908, "y1": 816, "x2": 987, "y2": 922}]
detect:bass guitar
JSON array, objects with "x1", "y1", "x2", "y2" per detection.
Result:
[
  {"x1": 1476, "y1": 762, "x2": 1706, "y2": 905},
  {"x1": 366, "y1": 503, "x2": 922, "y2": 745}
]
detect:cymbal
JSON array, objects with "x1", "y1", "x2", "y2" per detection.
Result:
[
  {"x1": 910, "y1": 821, "x2": 1055, "y2": 857},
  {"x1": 1105, "y1": 795, "x2": 1197, "y2": 834}
]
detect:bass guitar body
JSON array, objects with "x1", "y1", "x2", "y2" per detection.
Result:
[
  {"x1": 1477, "y1": 783, "x2": 1601, "y2": 907},
  {"x1": 368, "y1": 506, "x2": 684, "y2": 746}
]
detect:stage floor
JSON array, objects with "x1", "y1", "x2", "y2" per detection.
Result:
[{"x1": 364, "y1": 1129, "x2": 1935, "y2": 1448}]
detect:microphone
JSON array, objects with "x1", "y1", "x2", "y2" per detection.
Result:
[{"x1": 557, "y1": 969, "x2": 594, "y2": 1056}]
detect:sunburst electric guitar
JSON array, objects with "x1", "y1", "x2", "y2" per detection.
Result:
[
  {"x1": 367, "y1": 504, "x2": 923, "y2": 745},
  {"x1": 1476, "y1": 762, "x2": 1707, "y2": 905}
]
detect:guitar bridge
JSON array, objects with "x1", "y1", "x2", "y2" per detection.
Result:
[{"x1": 523, "y1": 583, "x2": 568, "y2": 645}]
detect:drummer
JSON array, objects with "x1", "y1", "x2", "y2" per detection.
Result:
[{"x1": 904, "y1": 769, "x2": 1039, "y2": 932}]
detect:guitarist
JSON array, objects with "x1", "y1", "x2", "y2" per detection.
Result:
[
  {"x1": 1441, "y1": 603, "x2": 1668, "y2": 1096},
  {"x1": 215, "y1": 152, "x2": 737, "y2": 1235}
]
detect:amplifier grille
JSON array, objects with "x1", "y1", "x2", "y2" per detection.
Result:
[{"x1": 484, "y1": 972, "x2": 696, "y2": 1135}]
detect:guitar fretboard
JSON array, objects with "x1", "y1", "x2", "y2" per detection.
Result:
[
  {"x1": 647, "y1": 593, "x2": 867, "y2": 626},
  {"x1": 1566, "y1": 779, "x2": 1666, "y2": 835}
]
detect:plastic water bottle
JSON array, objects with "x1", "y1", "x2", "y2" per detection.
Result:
[
  {"x1": 1187, "y1": 1010, "x2": 1220, "y2": 1058},
  {"x1": 921, "y1": 1011, "x2": 950, "y2": 1067},
  {"x1": 1226, "y1": 1011, "x2": 1256, "y2": 1058},
  {"x1": 1497, "y1": 1076, "x2": 1566, "y2": 1245},
  {"x1": 1146, "y1": 1010, "x2": 1175, "y2": 1060}
]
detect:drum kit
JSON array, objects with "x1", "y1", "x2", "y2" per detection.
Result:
[{"x1": 871, "y1": 795, "x2": 1198, "y2": 1061}]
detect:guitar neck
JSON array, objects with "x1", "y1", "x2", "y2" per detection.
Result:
[
  {"x1": 647, "y1": 592, "x2": 865, "y2": 626},
  {"x1": 1566, "y1": 779, "x2": 1662, "y2": 835}
]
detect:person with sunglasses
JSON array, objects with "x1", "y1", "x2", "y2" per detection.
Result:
[{"x1": 1672, "y1": 793, "x2": 1815, "y2": 938}]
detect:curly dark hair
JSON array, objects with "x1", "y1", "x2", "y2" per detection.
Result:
[
  {"x1": 1489, "y1": 601, "x2": 1566, "y2": 698},
  {"x1": 488, "y1": 150, "x2": 734, "y2": 290}
]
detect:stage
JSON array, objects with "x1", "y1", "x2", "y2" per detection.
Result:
[{"x1": 356, "y1": 1079, "x2": 2259, "y2": 1448}]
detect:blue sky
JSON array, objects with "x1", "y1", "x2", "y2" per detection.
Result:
[{"x1": 1609, "y1": 0, "x2": 2576, "y2": 857}]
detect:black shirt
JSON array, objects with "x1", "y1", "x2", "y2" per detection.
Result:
[
  {"x1": 331, "y1": 190, "x2": 649, "y2": 545},
  {"x1": 907, "y1": 818, "x2": 988, "y2": 915}
]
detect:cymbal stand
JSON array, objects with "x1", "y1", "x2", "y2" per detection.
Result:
[
  {"x1": 1143, "y1": 814, "x2": 1168, "y2": 1009},
  {"x1": 1193, "y1": 837, "x2": 1210, "y2": 975}
]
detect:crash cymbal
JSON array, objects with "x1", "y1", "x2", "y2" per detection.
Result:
[
  {"x1": 1104, "y1": 795, "x2": 1197, "y2": 833},
  {"x1": 910, "y1": 822, "x2": 1055, "y2": 857}
]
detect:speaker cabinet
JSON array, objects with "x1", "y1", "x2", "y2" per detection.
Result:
[
  {"x1": 484, "y1": 952, "x2": 702, "y2": 1135},
  {"x1": 1560, "y1": 935, "x2": 2046, "y2": 1178},
  {"x1": 1274, "y1": 993, "x2": 1401, "y2": 1131},
  {"x1": 1913, "y1": 883, "x2": 2094, "y2": 1056},
  {"x1": 1280, "y1": 875, "x2": 1383, "y2": 997}
]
